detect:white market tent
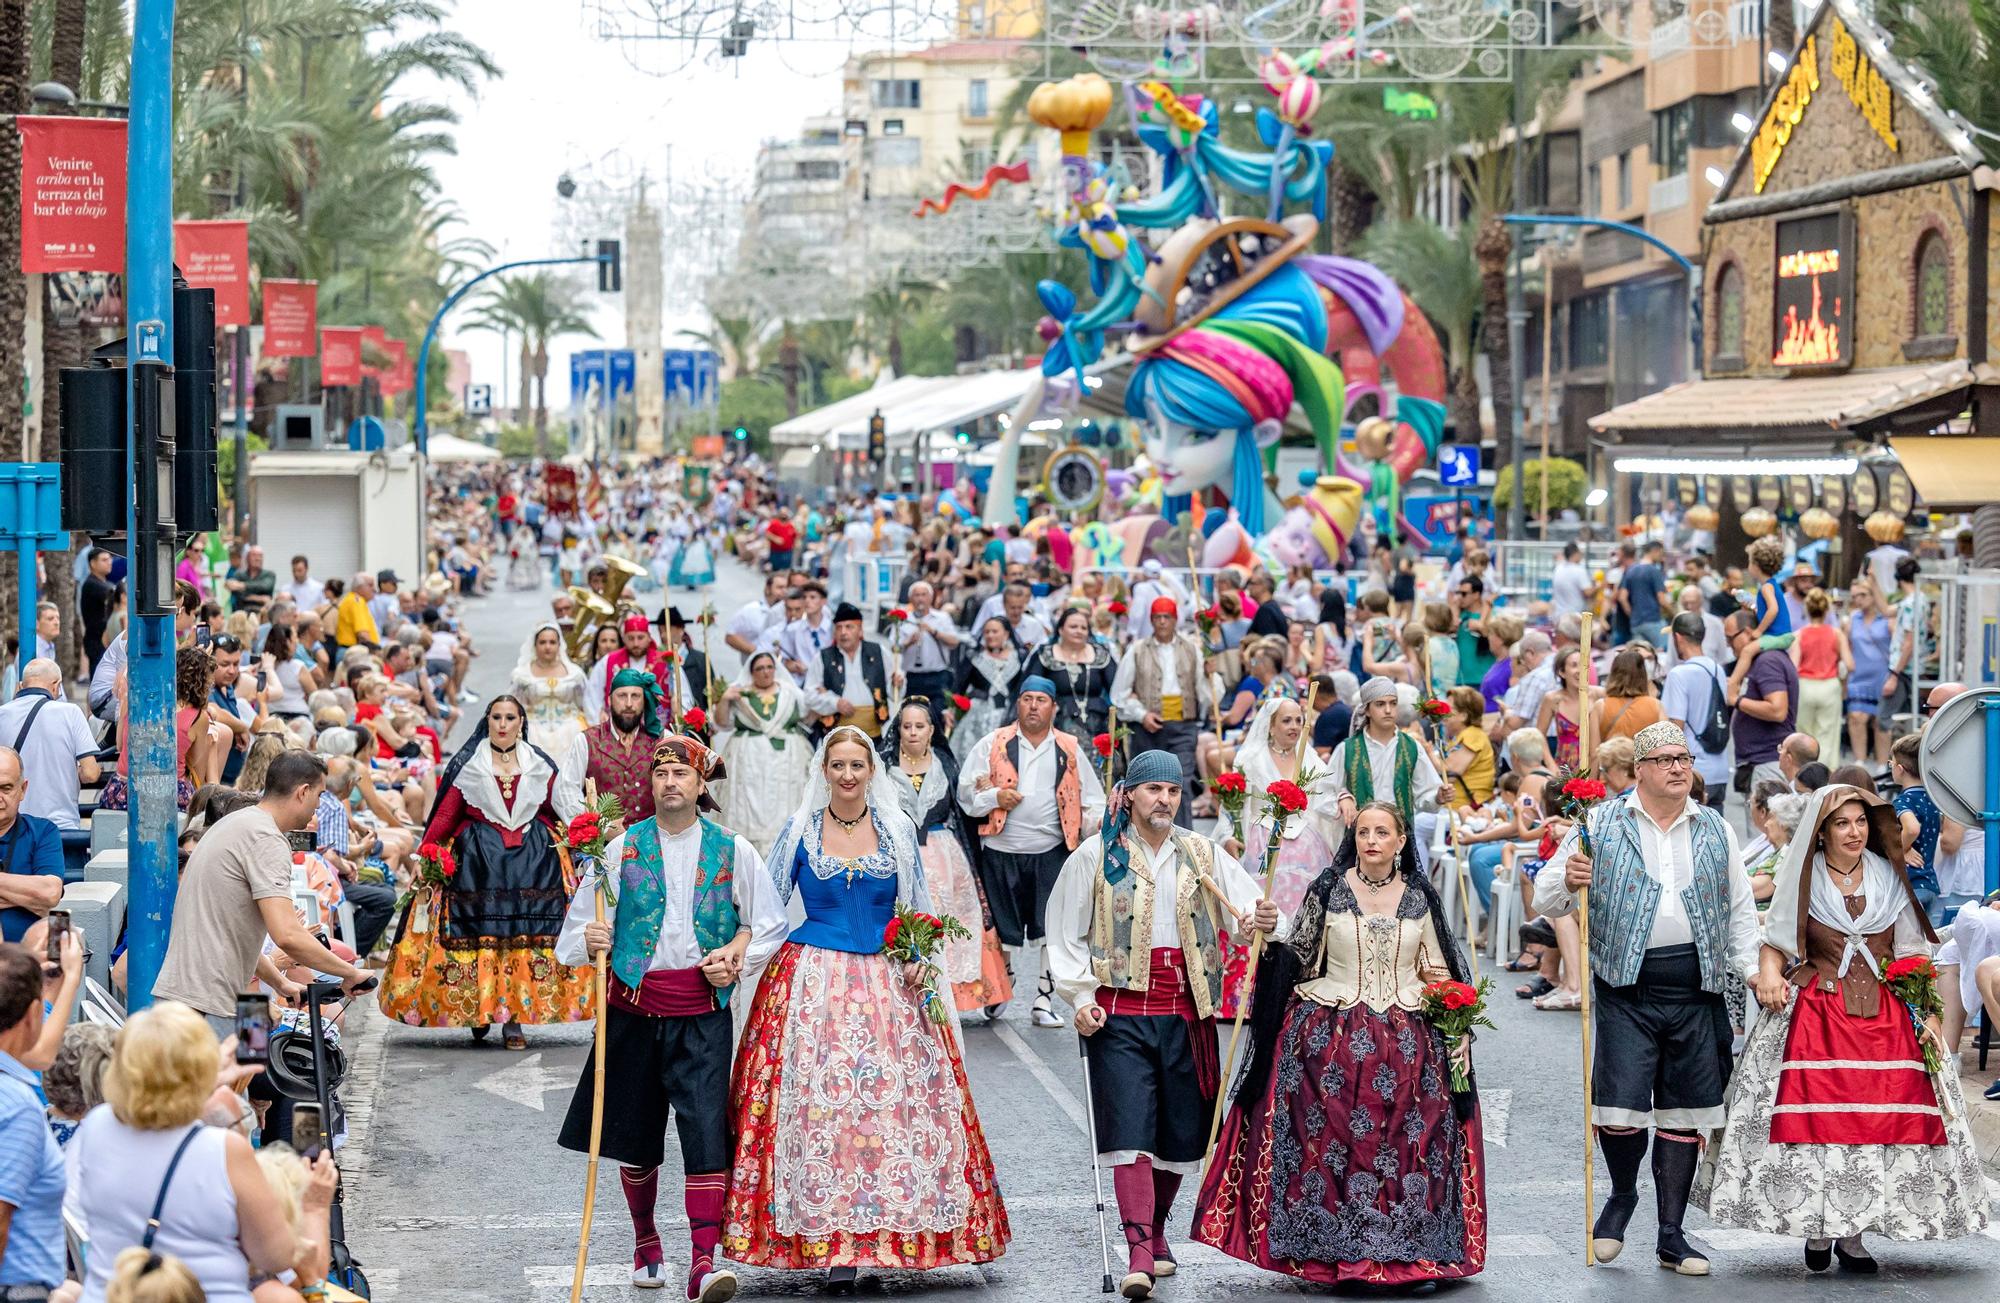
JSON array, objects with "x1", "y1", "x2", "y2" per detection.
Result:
[
  {"x1": 425, "y1": 433, "x2": 503, "y2": 462},
  {"x1": 768, "y1": 374, "x2": 959, "y2": 449}
]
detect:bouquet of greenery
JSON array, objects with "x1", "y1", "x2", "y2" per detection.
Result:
[{"x1": 882, "y1": 903, "x2": 974, "y2": 1025}]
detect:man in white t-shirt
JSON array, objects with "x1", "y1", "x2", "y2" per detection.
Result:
[
  {"x1": 725, "y1": 573, "x2": 787, "y2": 658},
  {"x1": 0, "y1": 661, "x2": 100, "y2": 830},
  {"x1": 1549, "y1": 542, "x2": 1594, "y2": 619},
  {"x1": 283, "y1": 554, "x2": 321, "y2": 609}
]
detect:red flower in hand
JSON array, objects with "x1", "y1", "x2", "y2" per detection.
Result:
[
  {"x1": 888, "y1": 608, "x2": 909, "y2": 620},
  {"x1": 950, "y1": 693, "x2": 972, "y2": 712},
  {"x1": 1213, "y1": 772, "x2": 1248, "y2": 796},
  {"x1": 682, "y1": 708, "x2": 708, "y2": 732},
  {"x1": 1562, "y1": 778, "x2": 1608, "y2": 803},
  {"x1": 1419, "y1": 698, "x2": 1451, "y2": 719},
  {"x1": 1884, "y1": 955, "x2": 1935, "y2": 984},
  {"x1": 1107, "y1": 601, "x2": 1128, "y2": 616},
  {"x1": 1203, "y1": 606, "x2": 1222, "y2": 623},
  {"x1": 566, "y1": 825, "x2": 594, "y2": 850},
  {"x1": 883, "y1": 917, "x2": 903, "y2": 950},
  {"x1": 1093, "y1": 732, "x2": 1114, "y2": 758},
  {"x1": 1267, "y1": 779, "x2": 1310, "y2": 815}
]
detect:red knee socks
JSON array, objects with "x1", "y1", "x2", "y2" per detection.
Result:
[
  {"x1": 1112, "y1": 1158, "x2": 1156, "y2": 1277},
  {"x1": 1151, "y1": 1167, "x2": 1182, "y2": 1260},
  {"x1": 685, "y1": 1170, "x2": 728, "y2": 1295},
  {"x1": 621, "y1": 1165, "x2": 661, "y2": 1269}
]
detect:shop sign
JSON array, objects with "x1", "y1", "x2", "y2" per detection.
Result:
[
  {"x1": 1772, "y1": 209, "x2": 1855, "y2": 369},
  {"x1": 1752, "y1": 35, "x2": 1819, "y2": 194},
  {"x1": 1703, "y1": 474, "x2": 1724, "y2": 508},
  {"x1": 17, "y1": 117, "x2": 126, "y2": 272},
  {"x1": 171, "y1": 219, "x2": 250, "y2": 327},
  {"x1": 1823, "y1": 473, "x2": 1846, "y2": 517},
  {"x1": 1852, "y1": 463, "x2": 1879, "y2": 515},
  {"x1": 1831, "y1": 18, "x2": 1897, "y2": 154},
  {"x1": 1886, "y1": 462, "x2": 1915, "y2": 515},
  {"x1": 1786, "y1": 475, "x2": 1813, "y2": 514}
]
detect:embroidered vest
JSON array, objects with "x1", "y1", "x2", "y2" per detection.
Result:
[
  {"x1": 980, "y1": 725, "x2": 1084, "y2": 849},
  {"x1": 609, "y1": 816, "x2": 742, "y2": 1006},
  {"x1": 815, "y1": 642, "x2": 888, "y2": 736},
  {"x1": 1130, "y1": 635, "x2": 1203, "y2": 719},
  {"x1": 1088, "y1": 831, "x2": 1229, "y2": 1017},
  {"x1": 1586, "y1": 800, "x2": 1733, "y2": 993},
  {"x1": 1342, "y1": 730, "x2": 1418, "y2": 816}
]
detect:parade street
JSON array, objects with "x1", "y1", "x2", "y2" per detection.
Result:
[{"x1": 337, "y1": 555, "x2": 2000, "y2": 1303}]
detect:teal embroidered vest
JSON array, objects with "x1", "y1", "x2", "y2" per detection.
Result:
[
  {"x1": 1343, "y1": 730, "x2": 1418, "y2": 817},
  {"x1": 1087, "y1": 830, "x2": 1229, "y2": 1017},
  {"x1": 609, "y1": 817, "x2": 742, "y2": 1006},
  {"x1": 1585, "y1": 800, "x2": 1733, "y2": 993}
]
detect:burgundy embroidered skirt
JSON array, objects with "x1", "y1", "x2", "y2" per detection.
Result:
[
  {"x1": 1192, "y1": 995, "x2": 1486, "y2": 1284},
  {"x1": 1769, "y1": 983, "x2": 1946, "y2": 1147}
]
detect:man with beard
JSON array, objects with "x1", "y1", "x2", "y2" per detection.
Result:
[
  {"x1": 557, "y1": 735, "x2": 788, "y2": 1298},
  {"x1": 587, "y1": 670, "x2": 667, "y2": 824},
  {"x1": 1045, "y1": 751, "x2": 1279, "y2": 1298}
]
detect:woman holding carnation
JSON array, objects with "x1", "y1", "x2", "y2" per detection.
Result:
[
  {"x1": 1193, "y1": 800, "x2": 1487, "y2": 1285},
  {"x1": 379, "y1": 694, "x2": 592, "y2": 1049},
  {"x1": 1699, "y1": 783, "x2": 1988, "y2": 1269}
]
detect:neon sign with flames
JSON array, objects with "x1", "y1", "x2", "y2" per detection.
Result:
[{"x1": 1771, "y1": 211, "x2": 1853, "y2": 369}]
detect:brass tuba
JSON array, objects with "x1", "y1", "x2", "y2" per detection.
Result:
[
  {"x1": 564, "y1": 587, "x2": 617, "y2": 658},
  {"x1": 601, "y1": 554, "x2": 646, "y2": 612}
]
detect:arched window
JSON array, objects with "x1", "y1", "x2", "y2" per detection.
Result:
[
  {"x1": 1713, "y1": 263, "x2": 1744, "y2": 366},
  {"x1": 1915, "y1": 232, "x2": 1951, "y2": 339}
]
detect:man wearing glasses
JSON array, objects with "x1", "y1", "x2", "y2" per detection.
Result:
[
  {"x1": 208, "y1": 635, "x2": 258, "y2": 784},
  {"x1": 1534, "y1": 721, "x2": 1762, "y2": 1277}
]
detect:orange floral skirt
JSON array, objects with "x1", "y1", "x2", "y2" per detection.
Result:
[
  {"x1": 724, "y1": 940, "x2": 1010, "y2": 1269},
  {"x1": 377, "y1": 891, "x2": 596, "y2": 1028}
]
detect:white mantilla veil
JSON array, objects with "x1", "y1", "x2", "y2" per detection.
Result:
[{"x1": 763, "y1": 725, "x2": 930, "y2": 913}]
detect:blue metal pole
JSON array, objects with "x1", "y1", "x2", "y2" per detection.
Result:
[
  {"x1": 1983, "y1": 698, "x2": 1999, "y2": 898},
  {"x1": 125, "y1": 0, "x2": 177, "y2": 1012}
]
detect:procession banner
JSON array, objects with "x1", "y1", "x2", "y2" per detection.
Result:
[
  {"x1": 360, "y1": 325, "x2": 389, "y2": 378},
  {"x1": 321, "y1": 326, "x2": 364, "y2": 387},
  {"x1": 261, "y1": 279, "x2": 317, "y2": 357},
  {"x1": 381, "y1": 339, "x2": 413, "y2": 395},
  {"x1": 172, "y1": 219, "x2": 251, "y2": 327},
  {"x1": 18, "y1": 117, "x2": 126, "y2": 273}
]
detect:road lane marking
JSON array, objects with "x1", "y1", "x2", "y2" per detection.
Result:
[
  {"x1": 472, "y1": 1050, "x2": 571, "y2": 1112},
  {"x1": 991, "y1": 1020, "x2": 1087, "y2": 1134}
]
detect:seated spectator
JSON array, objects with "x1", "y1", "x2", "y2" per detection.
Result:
[
  {"x1": 0, "y1": 747, "x2": 65, "y2": 940},
  {"x1": 1792, "y1": 760, "x2": 1831, "y2": 793},
  {"x1": 0, "y1": 660, "x2": 102, "y2": 832},
  {"x1": 44, "y1": 1023, "x2": 114, "y2": 1148},
  {"x1": 315, "y1": 757, "x2": 399, "y2": 956},
  {"x1": 63, "y1": 1002, "x2": 315, "y2": 1303},
  {"x1": 253, "y1": 1145, "x2": 337, "y2": 1303},
  {"x1": 0, "y1": 944, "x2": 66, "y2": 1294},
  {"x1": 1827, "y1": 763, "x2": 1876, "y2": 793}
]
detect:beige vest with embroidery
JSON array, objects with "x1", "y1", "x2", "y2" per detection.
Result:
[
  {"x1": 1130, "y1": 634, "x2": 1203, "y2": 721},
  {"x1": 1087, "y1": 831, "x2": 1229, "y2": 1017}
]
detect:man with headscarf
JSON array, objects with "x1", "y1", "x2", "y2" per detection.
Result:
[
  {"x1": 586, "y1": 669, "x2": 666, "y2": 824},
  {"x1": 1327, "y1": 676, "x2": 1442, "y2": 837},
  {"x1": 601, "y1": 614, "x2": 671, "y2": 711},
  {"x1": 803, "y1": 602, "x2": 888, "y2": 743},
  {"x1": 1111, "y1": 597, "x2": 1211, "y2": 829},
  {"x1": 1127, "y1": 560, "x2": 1192, "y2": 640},
  {"x1": 1534, "y1": 720, "x2": 1762, "y2": 1277},
  {"x1": 959, "y1": 676, "x2": 1108, "y2": 1026},
  {"x1": 1044, "y1": 750, "x2": 1279, "y2": 1298},
  {"x1": 556, "y1": 734, "x2": 789, "y2": 1299}
]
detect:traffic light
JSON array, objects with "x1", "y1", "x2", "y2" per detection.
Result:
[
  {"x1": 733, "y1": 426, "x2": 748, "y2": 441},
  {"x1": 596, "y1": 239, "x2": 622, "y2": 292},
  {"x1": 955, "y1": 429, "x2": 970, "y2": 445},
  {"x1": 867, "y1": 409, "x2": 886, "y2": 464}
]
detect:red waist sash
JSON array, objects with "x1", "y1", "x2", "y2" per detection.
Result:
[
  {"x1": 1098, "y1": 947, "x2": 1219, "y2": 1098},
  {"x1": 609, "y1": 965, "x2": 718, "y2": 1017}
]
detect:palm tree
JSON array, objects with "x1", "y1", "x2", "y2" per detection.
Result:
[
  {"x1": 1355, "y1": 218, "x2": 1484, "y2": 443},
  {"x1": 465, "y1": 271, "x2": 596, "y2": 454},
  {"x1": 861, "y1": 275, "x2": 937, "y2": 377},
  {"x1": 1879, "y1": 0, "x2": 2000, "y2": 164},
  {"x1": 0, "y1": 0, "x2": 26, "y2": 470},
  {"x1": 680, "y1": 310, "x2": 767, "y2": 380}
]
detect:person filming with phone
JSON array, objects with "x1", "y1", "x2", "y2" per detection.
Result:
[{"x1": 153, "y1": 751, "x2": 374, "y2": 1037}]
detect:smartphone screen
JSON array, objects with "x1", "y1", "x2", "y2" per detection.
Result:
[
  {"x1": 293, "y1": 1103, "x2": 325, "y2": 1158},
  {"x1": 234, "y1": 993, "x2": 272, "y2": 1065},
  {"x1": 44, "y1": 910, "x2": 70, "y2": 963}
]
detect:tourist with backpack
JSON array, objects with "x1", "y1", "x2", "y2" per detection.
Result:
[{"x1": 1662, "y1": 612, "x2": 1732, "y2": 811}]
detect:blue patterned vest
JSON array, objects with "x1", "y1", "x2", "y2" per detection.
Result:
[
  {"x1": 1088, "y1": 831, "x2": 1229, "y2": 1017},
  {"x1": 1585, "y1": 800, "x2": 1733, "y2": 993},
  {"x1": 609, "y1": 817, "x2": 742, "y2": 1006}
]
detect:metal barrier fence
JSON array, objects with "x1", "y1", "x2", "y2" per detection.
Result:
[{"x1": 1489, "y1": 541, "x2": 1623, "y2": 606}]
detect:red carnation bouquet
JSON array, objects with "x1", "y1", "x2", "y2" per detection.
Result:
[
  {"x1": 1093, "y1": 731, "x2": 1116, "y2": 759},
  {"x1": 1212, "y1": 769, "x2": 1250, "y2": 825},
  {"x1": 1195, "y1": 604, "x2": 1222, "y2": 643},
  {"x1": 881, "y1": 607, "x2": 909, "y2": 637},
  {"x1": 1107, "y1": 600, "x2": 1129, "y2": 617},
  {"x1": 414, "y1": 840, "x2": 457, "y2": 889},
  {"x1": 1418, "y1": 697, "x2": 1452, "y2": 721},
  {"x1": 1420, "y1": 976, "x2": 1495, "y2": 1091},
  {"x1": 680, "y1": 707, "x2": 711, "y2": 743},
  {"x1": 1880, "y1": 954, "x2": 1946, "y2": 1073},
  {"x1": 1549, "y1": 769, "x2": 1610, "y2": 853},
  {"x1": 882, "y1": 901, "x2": 974, "y2": 1025},
  {"x1": 565, "y1": 791, "x2": 627, "y2": 860},
  {"x1": 950, "y1": 692, "x2": 972, "y2": 714},
  {"x1": 1265, "y1": 778, "x2": 1310, "y2": 820}
]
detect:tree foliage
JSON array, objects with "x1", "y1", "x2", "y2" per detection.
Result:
[{"x1": 1491, "y1": 456, "x2": 1588, "y2": 516}]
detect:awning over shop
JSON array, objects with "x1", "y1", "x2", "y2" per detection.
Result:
[
  {"x1": 1590, "y1": 360, "x2": 1996, "y2": 438},
  {"x1": 768, "y1": 375, "x2": 958, "y2": 447},
  {"x1": 775, "y1": 447, "x2": 818, "y2": 477},
  {"x1": 1888, "y1": 437, "x2": 2000, "y2": 510}
]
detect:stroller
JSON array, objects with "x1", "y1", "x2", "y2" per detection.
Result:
[{"x1": 266, "y1": 978, "x2": 374, "y2": 1299}]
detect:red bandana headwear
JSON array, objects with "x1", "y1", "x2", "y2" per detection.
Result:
[
  {"x1": 621, "y1": 613, "x2": 651, "y2": 634},
  {"x1": 652, "y1": 734, "x2": 724, "y2": 809},
  {"x1": 1149, "y1": 596, "x2": 1178, "y2": 618}
]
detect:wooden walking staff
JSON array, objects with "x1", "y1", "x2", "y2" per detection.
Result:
[
  {"x1": 1202, "y1": 683, "x2": 1318, "y2": 1173},
  {"x1": 570, "y1": 780, "x2": 612, "y2": 1303},
  {"x1": 1577, "y1": 612, "x2": 1598, "y2": 1267}
]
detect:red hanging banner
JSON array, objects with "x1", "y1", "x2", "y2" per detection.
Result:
[
  {"x1": 381, "y1": 339, "x2": 413, "y2": 395},
  {"x1": 261, "y1": 279, "x2": 317, "y2": 357},
  {"x1": 321, "y1": 327, "x2": 364, "y2": 387},
  {"x1": 359, "y1": 325, "x2": 388, "y2": 378},
  {"x1": 18, "y1": 117, "x2": 127, "y2": 273},
  {"x1": 171, "y1": 219, "x2": 251, "y2": 327}
]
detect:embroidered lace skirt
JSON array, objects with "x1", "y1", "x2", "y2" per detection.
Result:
[
  {"x1": 1192, "y1": 996, "x2": 1486, "y2": 1284},
  {"x1": 1697, "y1": 986, "x2": 1989, "y2": 1241},
  {"x1": 919, "y1": 834, "x2": 1012, "y2": 1012},
  {"x1": 724, "y1": 941, "x2": 1011, "y2": 1269}
]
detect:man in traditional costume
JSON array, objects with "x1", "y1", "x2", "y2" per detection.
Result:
[
  {"x1": 556, "y1": 735, "x2": 789, "y2": 1299},
  {"x1": 802, "y1": 602, "x2": 888, "y2": 742},
  {"x1": 1327, "y1": 677, "x2": 1442, "y2": 854},
  {"x1": 959, "y1": 676, "x2": 1107, "y2": 1026},
  {"x1": 1045, "y1": 750, "x2": 1279, "y2": 1299},
  {"x1": 601, "y1": 614, "x2": 672, "y2": 713},
  {"x1": 1535, "y1": 721, "x2": 1763, "y2": 1276},
  {"x1": 585, "y1": 669, "x2": 666, "y2": 825},
  {"x1": 1110, "y1": 598, "x2": 1211, "y2": 828}
]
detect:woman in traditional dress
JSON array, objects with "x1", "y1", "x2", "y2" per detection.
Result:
[
  {"x1": 668, "y1": 513, "x2": 716, "y2": 590},
  {"x1": 879, "y1": 700, "x2": 1014, "y2": 1018},
  {"x1": 1023, "y1": 607, "x2": 1115, "y2": 752},
  {"x1": 714, "y1": 651, "x2": 811, "y2": 856},
  {"x1": 1698, "y1": 783, "x2": 1988, "y2": 1269},
  {"x1": 378, "y1": 694, "x2": 594, "y2": 1050},
  {"x1": 726, "y1": 728, "x2": 1010, "y2": 1287},
  {"x1": 951, "y1": 617, "x2": 1021, "y2": 761},
  {"x1": 510, "y1": 622, "x2": 589, "y2": 765},
  {"x1": 1193, "y1": 801, "x2": 1487, "y2": 1285}
]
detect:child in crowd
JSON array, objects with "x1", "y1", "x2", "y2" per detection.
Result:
[
  {"x1": 1891, "y1": 731, "x2": 1943, "y2": 918},
  {"x1": 1742, "y1": 534, "x2": 1794, "y2": 652}
]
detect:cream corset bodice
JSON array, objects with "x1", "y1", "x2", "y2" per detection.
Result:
[{"x1": 1295, "y1": 878, "x2": 1452, "y2": 1013}]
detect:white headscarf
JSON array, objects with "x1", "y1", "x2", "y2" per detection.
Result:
[
  {"x1": 1232, "y1": 695, "x2": 1332, "y2": 842},
  {"x1": 763, "y1": 725, "x2": 930, "y2": 912},
  {"x1": 722, "y1": 649, "x2": 806, "y2": 739},
  {"x1": 514, "y1": 621, "x2": 582, "y2": 679},
  {"x1": 1761, "y1": 784, "x2": 1919, "y2": 969}
]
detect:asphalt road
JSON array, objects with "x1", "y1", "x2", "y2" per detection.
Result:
[{"x1": 339, "y1": 551, "x2": 2000, "y2": 1301}]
